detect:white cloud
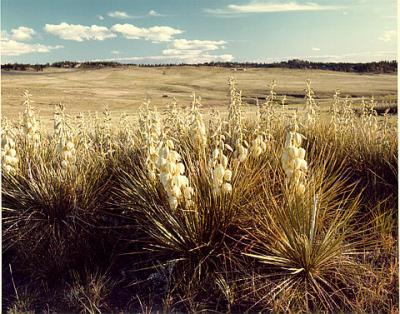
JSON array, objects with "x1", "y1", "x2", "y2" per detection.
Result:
[
  {"x1": 97, "y1": 15, "x2": 104, "y2": 20},
  {"x1": 157, "y1": 38, "x2": 231, "y2": 63},
  {"x1": 111, "y1": 50, "x2": 120, "y2": 54},
  {"x1": 111, "y1": 23, "x2": 182, "y2": 42},
  {"x1": 311, "y1": 47, "x2": 321, "y2": 51},
  {"x1": 148, "y1": 10, "x2": 161, "y2": 17},
  {"x1": 206, "y1": 1, "x2": 342, "y2": 15},
  {"x1": 90, "y1": 36, "x2": 233, "y2": 63},
  {"x1": 9, "y1": 26, "x2": 36, "y2": 41},
  {"x1": 162, "y1": 49, "x2": 204, "y2": 56},
  {"x1": 171, "y1": 39, "x2": 226, "y2": 51},
  {"x1": 108, "y1": 11, "x2": 132, "y2": 19},
  {"x1": 1, "y1": 37, "x2": 63, "y2": 56},
  {"x1": 44, "y1": 23, "x2": 116, "y2": 41},
  {"x1": 44, "y1": 22, "x2": 183, "y2": 43},
  {"x1": 378, "y1": 30, "x2": 396, "y2": 42}
]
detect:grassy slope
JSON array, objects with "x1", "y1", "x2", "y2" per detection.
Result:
[{"x1": 2, "y1": 66, "x2": 397, "y2": 123}]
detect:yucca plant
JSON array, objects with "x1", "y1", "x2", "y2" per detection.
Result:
[
  {"x1": 110, "y1": 133, "x2": 267, "y2": 309},
  {"x1": 242, "y1": 159, "x2": 377, "y2": 312},
  {"x1": 303, "y1": 105, "x2": 398, "y2": 206},
  {"x1": 2, "y1": 140, "x2": 112, "y2": 279}
]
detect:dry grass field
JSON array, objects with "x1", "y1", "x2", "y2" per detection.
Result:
[
  {"x1": 1, "y1": 67, "x2": 398, "y2": 313},
  {"x1": 2, "y1": 66, "x2": 397, "y2": 124}
]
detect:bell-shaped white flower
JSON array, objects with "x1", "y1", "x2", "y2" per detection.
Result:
[
  {"x1": 222, "y1": 182, "x2": 232, "y2": 194},
  {"x1": 223, "y1": 169, "x2": 232, "y2": 182},
  {"x1": 281, "y1": 120, "x2": 307, "y2": 195}
]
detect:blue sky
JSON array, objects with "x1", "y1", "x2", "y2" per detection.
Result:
[{"x1": 1, "y1": 0, "x2": 397, "y2": 64}]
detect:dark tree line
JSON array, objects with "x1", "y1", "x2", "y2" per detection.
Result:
[
  {"x1": 1, "y1": 61, "x2": 122, "y2": 71},
  {"x1": 201, "y1": 59, "x2": 397, "y2": 73},
  {"x1": 1, "y1": 59, "x2": 397, "y2": 73},
  {"x1": 1, "y1": 63, "x2": 48, "y2": 71}
]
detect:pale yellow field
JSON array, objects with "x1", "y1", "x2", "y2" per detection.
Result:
[{"x1": 1, "y1": 66, "x2": 397, "y2": 125}]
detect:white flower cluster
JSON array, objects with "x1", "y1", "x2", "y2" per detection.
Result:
[
  {"x1": 250, "y1": 102, "x2": 272, "y2": 159},
  {"x1": 258, "y1": 81, "x2": 278, "y2": 140},
  {"x1": 139, "y1": 103, "x2": 161, "y2": 181},
  {"x1": 303, "y1": 80, "x2": 318, "y2": 127},
  {"x1": 157, "y1": 139, "x2": 193, "y2": 210},
  {"x1": 228, "y1": 77, "x2": 245, "y2": 140},
  {"x1": 189, "y1": 94, "x2": 207, "y2": 148},
  {"x1": 119, "y1": 113, "x2": 135, "y2": 148},
  {"x1": 281, "y1": 120, "x2": 307, "y2": 195},
  {"x1": 363, "y1": 97, "x2": 378, "y2": 135},
  {"x1": 2, "y1": 131, "x2": 18, "y2": 174},
  {"x1": 59, "y1": 134, "x2": 76, "y2": 171},
  {"x1": 52, "y1": 104, "x2": 76, "y2": 171},
  {"x1": 210, "y1": 136, "x2": 232, "y2": 195},
  {"x1": 22, "y1": 91, "x2": 40, "y2": 145},
  {"x1": 233, "y1": 139, "x2": 248, "y2": 165},
  {"x1": 76, "y1": 112, "x2": 91, "y2": 150},
  {"x1": 250, "y1": 134, "x2": 267, "y2": 158}
]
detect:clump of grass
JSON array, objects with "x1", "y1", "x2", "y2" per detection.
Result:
[{"x1": 64, "y1": 269, "x2": 115, "y2": 313}]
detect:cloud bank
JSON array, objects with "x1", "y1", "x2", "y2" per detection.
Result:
[
  {"x1": 206, "y1": 1, "x2": 342, "y2": 15},
  {"x1": 44, "y1": 23, "x2": 116, "y2": 41}
]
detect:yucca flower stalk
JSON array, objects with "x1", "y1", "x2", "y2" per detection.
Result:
[
  {"x1": 157, "y1": 136, "x2": 194, "y2": 209},
  {"x1": 250, "y1": 133, "x2": 267, "y2": 158},
  {"x1": 53, "y1": 104, "x2": 76, "y2": 172},
  {"x1": 281, "y1": 113, "x2": 307, "y2": 195},
  {"x1": 209, "y1": 124, "x2": 233, "y2": 195},
  {"x1": 139, "y1": 101, "x2": 162, "y2": 182},
  {"x1": 227, "y1": 79, "x2": 249, "y2": 166},
  {"x1": 228, "y1": 77, "x2": 245, "y2": 144},
  {"x1": 53, "y1": 103, "x2": 65, "y2": 138},
  {"x1": 258, "y1": 80, "x2": 278, "y2": 142},
  {"x1": 340, "y1": 96, "x2": 356, "y2": 133},
  {"x1": 75, "y1": 112, "x2": 91, "y2": 151},
  {"x1": 59, "y1": 133, "x2": 77, "y2": 172},
  {"x1": 250, "y1": 104, "x2": 269, "y2": 158},
  {"x1": 1, "y1": 127, "x2": 19, "y2": 175},
  {"x1": 118, "y1": 112, "x2": 135, "y2": 149},
  {"x1": 364, "y1": 97, "x2": 379, "y2": 141},
  {"x1": 21, "y1": 90, "x2": 40, "y2": 146},
  {"x1": 303, "y1": 79, "x2": 318, "y2": 128},
  {"x1": 232, "y1": 138, "x2": 249, "y2": 166},
  {"x1": 189, "y1": 93, "x2": 207, "y2": 150},
  {"x1": 163, "y1": 98, "x2": 187, "y2": 137}
]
